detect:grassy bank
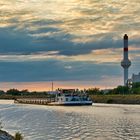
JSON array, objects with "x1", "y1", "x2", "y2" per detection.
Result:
[
  {"x1": 1, "y1": 94, "x2": 140, "y2": 104},
  {"x1": 90, "y1": 94, "x2": 140, "y2": 104}
]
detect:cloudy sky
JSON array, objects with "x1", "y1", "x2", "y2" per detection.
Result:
[{"x1": 0, "y1": 0, "x2": 140, "y2": 91}]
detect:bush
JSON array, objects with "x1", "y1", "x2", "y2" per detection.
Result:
[
  {"x1": 0, "y1": 121, "x2": 3, "y2": 130},
  {"x1": 14, "y1": 132, "x2": 23, "y2": 140},
  {"x1": 107, "y1": 99, "x2": 114, "y2": 104}
]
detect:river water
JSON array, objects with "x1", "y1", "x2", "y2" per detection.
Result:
[{"x1": 0, "y1": 100, "x2": 140, "y2": 140}]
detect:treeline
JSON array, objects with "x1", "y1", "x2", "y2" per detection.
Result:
[
  {"x1": 0, "y1": 89, "x2": 49, "y2": 97},
  {"x1": 86, "y1": 82, "x2": 140, "y2": 95},
  {"x1": 107, "y1": 82, "x2": 140, "y2": 94},
  {"x1": 0, "y1": 82, "x2": 140, "y2": 97}
]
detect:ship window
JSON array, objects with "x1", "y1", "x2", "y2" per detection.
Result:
[
  {"x1": 71, "y1": 98, "x2": 75, "y2": 101},
  {"x1": 66, "y1": 98, "x2": 68, "y2": 101}
]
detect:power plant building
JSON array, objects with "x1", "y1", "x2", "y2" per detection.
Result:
[
  {"x1": 120, "y1": 34, "x2": 140, "y2": 85},
  {"x1": 132, "y1": 73, "x2": 140, "y2": 83}
]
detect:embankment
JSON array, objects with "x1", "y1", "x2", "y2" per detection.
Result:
[
  {"x1": 0, "y1": 130, "x2": 14, "y2": 140},
  {"x1": 1, "y1": 94, "x2": 140, "y2": 104},
  {"x1": 90, "y1": 94, "x2": 140, "y2": 104}
]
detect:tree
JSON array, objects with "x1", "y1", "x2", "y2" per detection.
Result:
[
  {"x1": 86, "y1": 88, "x2": 103, "y2": 95},
  {"x1": 112, "y1": 86, "x2": 129, "y2": 94},
  {"x1": 6, "y1": 89, "x2": 20, "y2": 96},
  {"x1": 132, "y1": 82, "x2": 140, "y2": 88},
  {"x1": 0, "y1": 90, "x2": 5, "y2": 95},
  {"x1": 131, "y1": 82, "x2": 140, "y2": 94},
  {"x1": 0, "y1": 121, "x2": 3, "y2": 130}
]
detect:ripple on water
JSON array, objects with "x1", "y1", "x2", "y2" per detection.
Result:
[{"x1": 0, "y1": 101, "x2": 140, "y2": 140}]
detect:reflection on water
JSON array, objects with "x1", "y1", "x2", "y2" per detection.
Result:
[{"x1": 0, "y1": 100, "x2": 140, "y2": 140}]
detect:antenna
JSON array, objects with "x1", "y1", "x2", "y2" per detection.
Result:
[{"x1": 52, "y1": 81, "x2": 54, "y2": 91}]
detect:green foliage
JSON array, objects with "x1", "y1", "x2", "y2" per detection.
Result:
[
  {"x1": 113, "y1": 86, "x2": 129, "y2": 94},
  {"x1": 6, "y1": 89, "x2": 21, "y2": 96},
  {"x1": 131, "y1": 87, "x2": 140, "y2": 94},
  {"x1": 4, "y1": 88, "x2": 48, "y2": 97},
  {"x1": 86, "y1": 88, "x2": 103, "y2": 95},
  {"x1": 107, "y1": 82, "x2": 140, "y2": 94},
  {"x1": 132, "y1": 82, "x2": 140, "y2": 88},
  {"x1": 14, "y1": 132, "x2": 23, "y2": 140},
  {"x1": 0, "y1": 121, "x2": 3, "y2": 130},
  {"x1": 0, "y1": 90, "x2": 5, "y2": 95},
  {"x1": 131, "y1": 82, "x2": 140, "y2": 94},
  {"x1": 107, "y1": 99, "x2": 114, "y2": 104},
  {"x1": 1, "y1": 82, "x2": 140, "y2": 98}
]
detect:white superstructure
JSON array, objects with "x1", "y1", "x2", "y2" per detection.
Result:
[{"x1": 48, "y1": 89, "x2": 93, "y2": 106}]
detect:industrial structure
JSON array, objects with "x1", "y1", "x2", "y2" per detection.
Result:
[
  {"x1": 121, "y1": 34, "x2": 131, "y2": 86},
  {"x1": 131, "y1": 73, "x2": 140, "y2": 83}
]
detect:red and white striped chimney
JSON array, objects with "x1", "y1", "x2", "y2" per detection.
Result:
[{"x1": 121, "y1": 34, "x2": 131, "y2": 86}]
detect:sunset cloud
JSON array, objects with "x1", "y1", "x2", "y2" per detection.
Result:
[{"x1": 0, "y1": 0, "x2": 140, "y2": 89}]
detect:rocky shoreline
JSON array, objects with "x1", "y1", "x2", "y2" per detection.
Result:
[{"x1": 0, "y1": 130, "x2": 14, "y2": 140}]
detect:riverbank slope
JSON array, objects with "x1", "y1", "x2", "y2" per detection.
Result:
[
  {"x1": 0, "y1": 94, "x2": 140, "y2": 104},
  {"x1": 0, "y1": 130, "x2": 14, "y2": 140},
  {"x1": 90, "y1": 94, "x2": 140, "y2": 104}
]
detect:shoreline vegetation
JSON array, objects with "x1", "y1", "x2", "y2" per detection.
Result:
[
  {"x1": 0, "y1": 130, "x2": 23, "y2": 140},
  {"x1": 0, "y1": 114, "x2": 23, "y2": 140},
  {"x1": 90, "y1": 94, "x2": 140, "y2": 104},
  {"x1": 0, "y1": 82, "x2": 140, "y2": 104},
  {"x1": 0, "y1": 94, "x2": 140, "y2": 104},
  {"x1": 0, "y1": 130, "x2": 14, "y2": 140}
]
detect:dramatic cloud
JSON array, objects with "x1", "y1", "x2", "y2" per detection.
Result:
[{"x1": 0, "y1": 0, "x2": 140, "y2": 89}]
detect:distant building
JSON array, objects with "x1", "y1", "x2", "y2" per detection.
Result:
[
  {"x1": 132, "y1": 73, "x2": 140, "y2": 83},
  {"x1": 47, "y1": 91, "x2": 58, "y2": 95}
]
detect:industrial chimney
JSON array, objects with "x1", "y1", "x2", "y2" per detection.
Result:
[{"x1": 121, "y1": 34, "x2": 131, "y2": 86}]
